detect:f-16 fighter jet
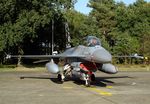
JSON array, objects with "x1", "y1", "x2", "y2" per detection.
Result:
[{"x1": 7, "y1": 36, "x2": 118, "y2": 86}]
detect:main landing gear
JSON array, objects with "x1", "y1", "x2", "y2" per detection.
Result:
[
  {"x1": 57, "y1": 74, "x2": 65, "y2": 82},
  {"x1": 57, "y1": 64, "x2": 72, "y2": 83}
]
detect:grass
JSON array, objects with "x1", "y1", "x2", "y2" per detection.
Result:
[
  {"x1": 0, "y1": 64, "x2": 149, "y2": 72},
  {"x1": 116, "y1": 64, "x2": 150, "y2": 71},
  {"x1": 0, "y1": 64, "x2": 46, "y2": 72}
]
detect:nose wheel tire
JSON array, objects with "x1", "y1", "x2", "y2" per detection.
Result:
[
  {"x1": 84, "y1": 74, "x2": 91, "y2": 87},
  {"x1": 85, "y1": 80, "x2": 91, "y2": 87},
  {"x1": 85, "y1": 74, "x2": 95, "y2": 87}
]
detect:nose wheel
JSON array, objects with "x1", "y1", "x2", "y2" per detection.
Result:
[
  {"x1": 85, "y1": 79, "x2": 91, "y2": 87},
  {"x1": 85, "y1": 74, "x2": 95, "y2": 87},
  {"x1": 84, "y1": 74, "x2": 91, "y2": 87}
]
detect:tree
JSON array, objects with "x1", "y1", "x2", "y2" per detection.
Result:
[
  {"x1": 88, "y1": 0, "x2": 150, "y2": 60},
  {"x1": 0, "y1": 0, "x2": 76, "y2": 64},
  {"x1": 64, "y1": 10, "x2": 89, "y2": 45},
  {"x1": 89, "y1": 0, "x2": 117, "y2": 37},
  {"x1": 130, "y1": 1, "x2": 150, "y2": 56}
]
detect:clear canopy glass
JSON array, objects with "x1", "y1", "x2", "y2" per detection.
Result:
[{"x1": 86, "y1": 36, "x2": 101, "y2": 47}]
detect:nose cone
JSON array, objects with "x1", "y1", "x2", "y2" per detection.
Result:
[{"x1": 92, "y1": 48, "x2": 112, "y2": 63}]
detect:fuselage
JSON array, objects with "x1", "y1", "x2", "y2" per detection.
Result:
[
  {"x1": 61, "y1": 45, "x2": 112, "y2": 64},
  {"x1": 60, "y1": 45, "x2": 118, "y2": 74}
]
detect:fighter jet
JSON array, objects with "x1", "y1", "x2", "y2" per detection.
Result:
[{"x1": 7, "y1": 36, "x2": 118, "y2": 86}]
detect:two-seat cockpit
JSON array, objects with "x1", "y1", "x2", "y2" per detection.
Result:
[{"x1": 85, "y1": 36, "x2": 101, "y2": 47}]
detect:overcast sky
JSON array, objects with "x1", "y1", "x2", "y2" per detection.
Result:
[{"x1": 74, "y1": 0, "x2": 150, "y2": 14}]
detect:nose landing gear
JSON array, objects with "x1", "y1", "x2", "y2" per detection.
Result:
[
  {"x1": 84, "y1": 73, "x2": 96, "y2": 87},
  {"x1": 85, "y1": 74, "x2": 91, "y2": 87}
]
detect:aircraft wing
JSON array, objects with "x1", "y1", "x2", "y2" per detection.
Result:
[
  {"x1": 113, "y1": 55, "x2": 144, "y2": 59},
  {"x1": 6, "y1": 54, "x2": 86, "y2": 59}
]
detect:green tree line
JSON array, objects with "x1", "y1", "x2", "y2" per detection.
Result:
[{"x1": 0, "y1": 0, "x2": 149, "y2": 64}]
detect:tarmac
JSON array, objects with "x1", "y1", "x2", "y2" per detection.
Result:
[{"x1": 0, "y1": 70, "x2": 150, "y2": 104}]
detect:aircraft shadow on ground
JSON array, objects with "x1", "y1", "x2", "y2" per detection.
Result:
[
  {"x1": 20, "y1": 76, "x2": 50, "y2": 80},
  {"x1": 94, "y1": 76, "x2": 131, "y2": 87},
  {"x1": 19, "y1": 75, "x2": 131, "y2": 87},
  {"x1": 72, "y1": 76, "x2": 131, "y2": 87},
  {"x1": 19, "y1": 75, "x2": 67, "y2": 84}
]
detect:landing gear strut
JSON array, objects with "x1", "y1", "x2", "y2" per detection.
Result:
[
  {"x1": 84, "y1": 74, "x2": 91, "y2": 87},
  {"x1": 85, "y1": 79, "x2": 91, "y2": 87},
  {"x1": 85, "y1": 74, "x2": 95, "y2": 87}
]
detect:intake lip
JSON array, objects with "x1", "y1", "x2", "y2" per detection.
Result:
[{"x1": 92, "y1": 49, "x2": 112, "y2": 63}]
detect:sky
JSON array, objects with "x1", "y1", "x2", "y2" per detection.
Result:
[{"x1": 74, "y1": 0, "x2": 150, "y2": 14}]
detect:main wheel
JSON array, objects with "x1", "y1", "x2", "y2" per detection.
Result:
[
  {"x1": 91, "y1": 74, "x2": 96, "y2": 81},
  {"x1": 57, "y1": 74, "x2": 62, "y2": 82}
]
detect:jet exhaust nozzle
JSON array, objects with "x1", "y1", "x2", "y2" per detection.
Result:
[{"x1": 46, "y1": 59, "x2": 59, "y2": 74}]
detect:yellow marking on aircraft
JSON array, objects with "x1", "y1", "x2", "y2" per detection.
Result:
[
  {"x1": 106, "y1": 86, "x2": 113, "y2": 89},
  {"x1": 87, "y1": 87, "x2": 112, "y2": 96}
]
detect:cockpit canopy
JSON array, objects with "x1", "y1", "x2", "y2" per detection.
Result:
[{"x1": 86, "y1": 36, "x2": 101, "y2": 47}]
